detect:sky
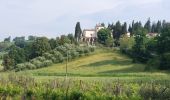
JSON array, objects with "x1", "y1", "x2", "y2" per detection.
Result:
[{"x1": 0, "y1": 0, "x2": 170, "y2": 41}]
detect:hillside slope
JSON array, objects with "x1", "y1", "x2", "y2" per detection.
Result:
[{"x1": 19, "y1": 48, "x2": 170, "y2": 81}]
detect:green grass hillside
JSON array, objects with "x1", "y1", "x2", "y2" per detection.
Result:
[
  {"x1": 17, "y1": 48, "x2": 170, "y2": 82},
  {"x1": 0, "y1": 48, "x2": 169, "y2": 100}
]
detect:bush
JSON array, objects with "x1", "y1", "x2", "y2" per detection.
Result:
[
  {"x1": 15, "y1": 63, "x2": 26, "y2": 71},
  {"x1": 36, "y1": 56, "x2": 46, "y2": 62},
  {"x1": 76, "y1": 47, "x2": 84, "y2": 54},
  {"x1": 146, "y1": 57, "x2": 160, "y2": 71},
  {"x1": 43, "y1": 53, "x2": 53, "y2": 60},
  {"x1": 25, "y1": 62, "x2": 36, "y2": 70},
  {"x1": 70, "y1": 91, "x2": 85, "y2": 100},
  {"x1": 56, "y1": 46, "x2": 67, "y2": 55},
  {"x1": 89, "y1": 47, "x2": 95, "y2": 52},
  {"x1": 31, "y1": 59, "x2": 43, "y2": 68},
  {"x1": 159, "y1": 53, "x2": 170, "y2": 70},
  {"x1": 43, "y1": 60, "x2": 53, "y2": 67},
  {"x1": 70, "y1": 50, "x2": 79, "y2": 59}
]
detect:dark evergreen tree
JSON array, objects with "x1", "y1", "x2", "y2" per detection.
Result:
[
  {"x1": 156, "y1": 20, "x2": 162, "y2": 33},
  {"x1": 122, "y1": 22, "x2": 127, "y2": 34},
  {"x1": 128, "y1": 25, "x2": 132, "y2": 34},
  {"x1": 75, "y1": 22, "x2": 82, "y2": 42},
  {"x1": 144, "y1": 18, "x2": 151, "y2": 32},
  {"x1": 151, "y1": 23, "x2": 156, "y2": 33},
  {"x1": 113, "y1": 21, "x2": 122, "y2": 40}
]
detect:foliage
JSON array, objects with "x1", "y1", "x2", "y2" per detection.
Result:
[
  {"x1": 48, "y1": 38, "x2": 57, "y2": 49},
  {"x1": 0, "y1": 75, "x2": 169, "y2": 99},
  {"x1": 0, "y1": 42, "x2": 13, "y2": 52},
  {"x1": 97, "y1": 28, "x2": 111, "y2": 45},
  {"x1": 120, "y1": 35, "x2": 134, "y2": 55},
  {"x1": 132, "y1": 27, "x2": 149, "y2": 63},
  {"x1": 75, "y1": 22, "x2": 82, "y2": 42},
  {"x1": 14, "y1": 44, "x2": 95, "y2": 71},
  {"x1": 159, "y1": 53, "x2": 170, "y2": 70},
  {"x1": 58, "y1": 35, "x2": 71, "y2": 45},
  {"x1": 13, "y1": 36, "x2": 26, "y2": 48},
  {"x1": 31, "y1": 37, "x2": 51, "y2": 57},
  {"x1": 2, "y1": 54, "x2": 14, "y2": 70}
]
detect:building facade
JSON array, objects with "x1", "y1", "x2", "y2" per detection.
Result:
[{"x1": 81, "y1": 24, "x2": 105, "y2": 45}]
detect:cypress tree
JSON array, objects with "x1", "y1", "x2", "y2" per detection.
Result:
[{"x1": 75, "y1": 22, "x2": 82, "y2": 42}]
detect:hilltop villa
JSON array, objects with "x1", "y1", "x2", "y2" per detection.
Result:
[{"x1": 81, "y1": 24, "x2": 105, "y2": 45}]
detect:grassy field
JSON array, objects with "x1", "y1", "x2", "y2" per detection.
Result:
[
  {"x1": 0, "y1": 60, "x2": 2, "y2": 71},
  {"x1": 11, "y1": 48, "x2": 169, "y2": 82},
  {"x1": 0, "y1": 48, "x2": 170, "y2": 99},
  {"x1": 0, "y1": 48, "x2": 169, "y2": 82}
]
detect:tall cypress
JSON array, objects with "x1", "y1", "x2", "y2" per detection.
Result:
[
  {"x1": 144, "y1": 18, "x2": 151, "y2": 33},
  {"x1": 75, "y1": 22, "x2": 82, "y2": 42}
]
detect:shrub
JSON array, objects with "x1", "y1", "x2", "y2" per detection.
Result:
[
  {"x1": 15, "y1": 63, "x2": 26, "y2": 71},
  {"x1": 25, "y1": 62, "x2": 36, "y2": 70},
  {"x1": 56, "y1": 46, "x2": 67, "y2": 55},
  {"x1": 76, "y1": 47, "x2": 84, "y2": 54},
  {"x1": 70, "y1": 50, "x2": 79, "y2": 59},
  {"x1": 146, "y1": 57, "x2": 160, "y2": 71},
  {"x1": 43, "y1": 60, "x2": 53, "y2": 67},
  {"x1": 31, "y1": 59, "x2": 43, "y2": 68},
  {"x1": 89, "y1": 47, "x2": 95, "y2": 52},
  {"x1": 159, "y1": 53, "x2": 170, "y2": 70},
  {"x1": 43, "y1": 53, "x2": 53, "y2": 60},
  {"x1": 36, "y1": 56, "x2": 46, "y2": 62},
  {"x1": 70, "y1": 91, "x2": 85, "y2": 100}
]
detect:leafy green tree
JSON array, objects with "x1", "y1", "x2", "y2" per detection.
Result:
[
  {"x1": 59, "y1": 35, "x2": 71, "y2": 45},
  {"x1": 8, "y1": 45, "x2": 26, "y2": 65},
  {"x1": 49, "y1": 38, "x2": 57, "y2": 49},
  {"x1": 97, "y1": 28, "x2": 111, "y2": 45},
  {"x1": 75, "y1": 22, "x2": 82, "y2": 42},
  {"x1": 31, "y1": 37, "x2": 51, "y2": 57},
  {"x1": 13, "y1": 36, "x2": 26, "y2": 48},
  {"x1": 2, "y1": 54, "x2": 14, "y2": 70},
  {"x1": 120, "y1": 35, "x2": 135, "y2": 54},
  {"x1": 67, "y1": 34, "x2": 75, "y2": 44},
  {"x1": 24, "y1": 42, "x2": 33, "y2": 60},
  {"x1": 28, "y1": 35, "x2": 36, "y2": 41},
  {"x1": 4, "y1": 36, "x2": 11, "y2": 42},
  {"x1": 105, "y1": 37, "x2": 114, "y2": 47},
  {"x1": 132, "y1": 27, "x2": 149, "y2": 63}
]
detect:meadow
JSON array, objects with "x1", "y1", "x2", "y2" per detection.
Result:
[
  {"x1": 17, "y1": 48, "x2": 170, "y2": 82},
  {"x1": 0, "y1": 48, "x2": 170, "y2": 99}
]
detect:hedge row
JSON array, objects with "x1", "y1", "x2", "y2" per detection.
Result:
[{"x1": 15, "y1": 44, "x2": 95, "y2": 71}]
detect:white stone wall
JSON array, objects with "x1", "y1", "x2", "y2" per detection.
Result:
[{"x1": 83, "y1": 30, "x2": 96, "y2": 38}]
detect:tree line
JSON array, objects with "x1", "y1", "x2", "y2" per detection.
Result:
[
  {"x1": 1, "y1": 34, "x2": 78, "y2": 70},
  {"x1": 1, "y1": 19, "x2": 170, "y2": 71},
  {"x1": 74, "y1": 19, "x2": 170, "y2": 70}
]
